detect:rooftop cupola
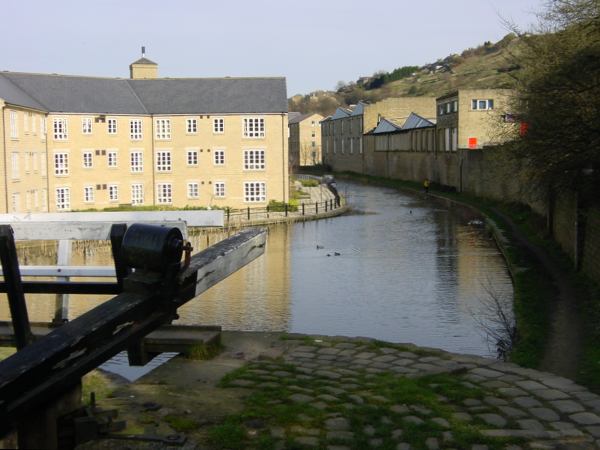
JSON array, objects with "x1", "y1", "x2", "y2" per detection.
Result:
[{"x1": 129, "y1": 46, "x2": 158, "y2": 79}]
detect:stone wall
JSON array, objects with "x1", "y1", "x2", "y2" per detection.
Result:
[{"x1": 332, "y1": 139, "x2": 600, "y2": 286}]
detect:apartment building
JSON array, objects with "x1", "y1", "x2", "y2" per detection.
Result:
[
  {"x1": 0, "y1": 55, "x2": 288, "y2": 212},
  {"x1": 436, "y1": 89, "x2": 514, "y2": 150},
  {"x1": 288, "y1": 112, "x2": 323, "y2": 170}
]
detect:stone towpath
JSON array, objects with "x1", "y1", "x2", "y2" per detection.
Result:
[{"x1": 90, "y1": 332, "x2": 600, "y2": 449}]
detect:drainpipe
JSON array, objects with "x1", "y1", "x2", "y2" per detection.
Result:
[
  {"x1": 281, "y1": 113, "x2": 286, "y2": 202},
  {"x1": 2, "y1": 105, "x2": 8, "y2": 213},
  {"x1": 151, "y1": 116, "x2": 155, "y2": 206}
]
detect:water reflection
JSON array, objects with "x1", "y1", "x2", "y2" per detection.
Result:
[{"x1": 1, "y1": 181, "x2": 513, "y2": 359}]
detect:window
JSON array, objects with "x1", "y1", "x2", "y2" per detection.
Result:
[
  {"x1": 472, "y1": 99, "x2": 494, "y2": 110},
  {"x1": 244, "y1": 149, "x2": 265, "y2": 170},
  {"x1": 243, "y1": 117, "x2": 265, "y2": 138},
  {"x1": 155, "y1": 119, "x2": 171, "y2": 140},
  {"x1": 214, "y1": 149, "x2": 225, "y2": 165},
  {"x1": 130, "y1": 119, "x2": 142, "y2": 140},
  {"x1": 107, "y1": 118, "x2": 117, "y2": 134},
  {"x1": 214, "y1": 182, "x2": 225, "y2": 198},
  {"x1": 42, "y1": 189, "x2": 47, "y2": 210},
  {"x1": 107, "y1": 151, "x2": 118, "y2": 167},
  {"x1": 25, "y1": 191, "x2": 31, "y2": 211},
  {"x1": 82, "y1": 118, "x2": 92, "y2": 134},
  {"x1": 53, "y1": 118, "x2": 68, "y2": 140},
  {"x1": 444, "y1": 128, "x2": 451, "y2": 151},
  {"x1": 108, "y1": 185, "x2": 119, "y2": 202},
  {"x1": 130, "y1": 150, "x2": 143, "y2": 172},
  {"x1": 213, "y1": 118, "x2": 224, "y2": 134},
  {"x1": 41, "y1": 117, "x2": 47, "y2": 137},
  {"x1": 83, "y1": 186, "x2": 94, "y2": 203},
  {"x1": 41, "y1": 155, "x2": 47, "y2": 176},
  {"x1": 451, "y1": 128, "x2": 458, "y2": 151},
  {"x1": 131, "y1": 183, "x2": 144, "y2": 205},
  {"x1": 24, "y1": 113, "x2": 29, "y2": 133},
  {"x1": 11, "y1": 153, "x2": 19, "y2": 179},
  {"x1": 187, "y1": 149, "x2": 198, "y2": 166},
  {"x1": 54, "y1": 153, "x2": 69, "y2": 176},
  {"x1": 244, "y1": 181, "x2": 266, "y2": 202},
  {"x1": 187, "y1": 182, "x2": 199, "y2": 199},
  {"x1": 34, "y1": 190, "x2": 39, "y2": 209},
  {"x1": 11, "y1": 193, "x2": 20, "y2": 212},
  {"x1": 83, "y1": 151, "x2": 93, "y2": 168},
  {"x1": 186, "y1": 118, "x2": 197, "y2": 134},
  {"x1": 157, "y1": 183, "x2": 172, "y2": 204},
  {"x1": 33, "y1": 153, "x2": 38, "y2": 172},
  {"x1": 10, "y1": 111, "x2": 18, "y2": 138},
  {"x1": 24, "y1": 153, "x2": 30, "y2": 173},
  {"x1": 156, "y1": 151, "x2": 171, "y2": 172},
  {"x1": 55, "y1": 187, "x2": 70, "y2": 210}
]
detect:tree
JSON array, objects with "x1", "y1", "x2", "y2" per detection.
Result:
[{"x1": 506, "y1": 0, "x2": 600, "y2": 196}]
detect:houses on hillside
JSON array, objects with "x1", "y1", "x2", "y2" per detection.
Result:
[{"x1": 0, "y1": 53, "x2": 289, "y2": 213}]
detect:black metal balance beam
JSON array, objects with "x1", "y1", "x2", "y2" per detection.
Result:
[{"x1": 0, "y1": 227, "x2": 266, "y2": 437}]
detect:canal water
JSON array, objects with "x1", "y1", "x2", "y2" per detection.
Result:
[{"x1": 1, "y1": 181, "x2": 514, "y2": 378}]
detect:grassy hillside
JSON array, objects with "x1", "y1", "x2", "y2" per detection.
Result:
[{"x1": 290, "y1": 34, "x2": 523, "y2": 116}]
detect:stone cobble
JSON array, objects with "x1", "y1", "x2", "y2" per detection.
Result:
[{"x1": 202, "y1": 335, "x2": 600, "y2": 449}]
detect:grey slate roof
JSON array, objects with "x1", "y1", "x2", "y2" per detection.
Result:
[
  {"x1": 402, "y1": 112, "x2": 435, "y2": 130},
  {"x1": 288, "y1": 112, "x2": 302, "y2": 123},
  {"x1": 130, "y1": 57, "x2": 158, "y2": 66},
  {"x1": 372, "y1": 118, "x2": 402, "y2": 134},
  {"x1": 288, "y1": 112, "x2": 313, "y2": 124},
  {"x1": 331, "y1": 107, "x2": 351, "y2": 120},
  {"x1": 0, "y1": 72, "x2": 288, "y2": 114},
  {"x1": 350, "y1": 101, "x2": 366, "y2": 116},
  {"x1": 0, "y1": 74, "x2": 46, "y2": 111}
]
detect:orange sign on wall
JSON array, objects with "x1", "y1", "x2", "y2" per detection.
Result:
[{"x1": 468, "y1": 137, "x2": 478, "y2": 149}]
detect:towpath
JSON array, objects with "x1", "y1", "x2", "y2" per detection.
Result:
[{"x1": 86, "y1": 332, "x2": 600, "y2": 449}]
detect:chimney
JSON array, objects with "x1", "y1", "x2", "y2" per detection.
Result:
[{"x1": 129, "y1": 46, "x2": 158, "y2": 79}]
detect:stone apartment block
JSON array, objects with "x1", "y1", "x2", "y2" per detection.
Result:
[
  {"x1": 0, "y1": 56, "x2": 288, "y2": 213},
  {"x1": 288, "y1": 112, "x2": 323, "y2": 170},
  {"x1": 436, "y1": 89, "x2": 514, "y2": 150},
  {"x1": 321, "y1": 97, "x2": 436, "y2": 172}
]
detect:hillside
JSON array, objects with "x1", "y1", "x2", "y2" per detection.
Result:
[{"x1": 289, "y1": 33, "x2": 523, "y2": 116}]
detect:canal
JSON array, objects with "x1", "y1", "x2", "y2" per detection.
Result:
[{"x1": 1, "y1": 181, "x2": 513, "y2": 375}]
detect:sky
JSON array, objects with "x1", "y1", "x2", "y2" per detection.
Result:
[{"x1": 1, "y1": 0, "x2": 545, "y2": 96}]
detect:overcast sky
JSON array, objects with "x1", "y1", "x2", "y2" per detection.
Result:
[{"x1": 2, "y1": 0, "x2": 544, "y2": 96}]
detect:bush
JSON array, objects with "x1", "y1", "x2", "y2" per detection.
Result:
[
  {"x1": 268, "y1": 200, "x2": 298, "y2": 212},
  {"x1": 300, "y1": 179, "x2": 319, "y2": 187}
]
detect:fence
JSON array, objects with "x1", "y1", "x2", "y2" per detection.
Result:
[{"x1": 223, "y1": 197, "x2": 344, "y2": 226}]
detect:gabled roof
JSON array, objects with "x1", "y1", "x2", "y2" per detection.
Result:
[
  {"x1": 130, "y1": 57, "x2": 158, "y2": 66},
  {"x1": 0, "y1": 73, "x2": 46, "y2": 111},
  {"x1": 402, "y1": 112, "x2": 435, "y2": 130},
  {"x1": 0, "y1": 72, "x2": 288, "y2": 114},
  {"x1": 372, "y1": 118, "x2": 403, "y2": 134},
  {"x1": 331, "y1": 107, "x2": 351, "y2": 120},
  {"x1": 288, "y1": 112, "x2": 302, "y2": 123},
  {"x1": 350, "y1": 101, "x2": 366, "y2": 116}
]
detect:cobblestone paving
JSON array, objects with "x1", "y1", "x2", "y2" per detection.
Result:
[{"x1": 220, "y1": 336, "x2": 600, "y2": 449}]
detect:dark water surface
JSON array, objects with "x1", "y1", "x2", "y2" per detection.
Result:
[
  {"x1": 181, "y1": 181, "x2": 513, "y2": 357},
  {"x1": 1, "y1": 182, "x2": 513, "y2": 379}
]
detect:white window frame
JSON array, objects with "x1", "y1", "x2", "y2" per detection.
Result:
[
  {"x1": 187, "y1": 182, "x2": 199, "y2": 199},
  {"x1": 186, "y1": 149, "x2": 198, "y2": 166},
  {"x1": 213, "y1": 118, "x2": 224, "y2": 134},
  {"x1": 83, "y1": 186, "x2": 94, "y2": 203},
  {"x1": 243, "y1": 117, "x2": 265, "y2": 138},
  {"x1": 131, "y1": 183, "x2": 144, "y2": 205},
  {"x1": 155, "y1": 118, "x2": 171, "y2": 140},
  {"x1": 244, "y1": 181, "x2": 266, "y2": 203},
  {"x1": 471, "y1": 99, "x2": 494, "y2": 111},
  {"x1": 11, "y1": 153, "x2": 19, "y2": 179},
  {"x1": 53, "y1": 118, "x2": 68, "y2": 140},
  {"x1": 11, "y1": 193, "x2": 20, "y2": 213},
  {"x1": 82, "y1": 117, "x2": 93, "y2": 135},
  {"x1": 54, "y1": 152, "x2": 69, "y2": 176},
  {"x1": 130, "y1": 150, "x2": 143, "y2": 173},
  {"x1": 82, "y1": 151, "x2": 93, "y2": 168},
  {"x1": 156, "y1": 183, "x2": 172, "y2": 204},
  {"x1": 108, "y1": 184, "x2": 119, "y2": 202},
  {"x1": 156, "y1": 150, "x2": 172, "y2": 172},
  {"x1": 107, "y1": 150, "x2": 118, "y2": 168},
  {"x1": 130, "y1": 119, "x2": 143, "y2": 140},
  {"x1": 243, "y1": 149, "x2": 265, "y2": 170},
  {"x1": 55, "y1": 187, "x2": 70, "y2": 211},
  {"x1": 107, "y1": 118, "x2": 118, "y2": 135},
  {"x1": 9, "y1": 111, "x2": 18, "y2": 139},
  {"x1": 213, "y1": 149, "x2": 225, "y2": 166},
  {"x1": 214, "y1": 182, "x2": 225, "y2": 198},
  {"x1": 42, "y1": 189, "x2": 48, "y2": 210},
  {"x1": 23, "y1": 113, "x2": 29, "y2": 133},
  {"x1": 186, "y1": 118, "x2": 198, "y2": 134}
]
